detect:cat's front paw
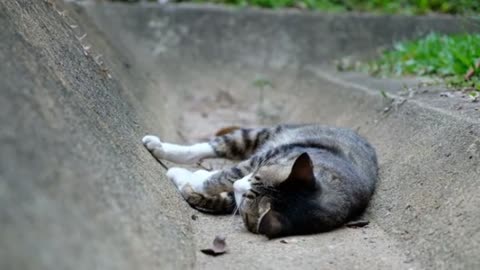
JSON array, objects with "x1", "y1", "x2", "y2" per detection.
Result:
[
  {"x1": 167, "y1": 167, "x2": 204, "y2": 193},
  {"x1": 142, "y1": 135, "x2": 161, "y2": 150},
  {"x1": 166, "y1": 168, "x2": 217, "y2": 193},
  {"x1": 142, "y1": 135, "x2": 166, "y2": 159}
]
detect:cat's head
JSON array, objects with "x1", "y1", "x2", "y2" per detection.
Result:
[{"x1": 233, "y1": 152, "x2": 319, "y2": 238}]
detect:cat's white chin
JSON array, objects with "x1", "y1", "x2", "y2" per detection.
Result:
[{"x1": 233, "y1": 173, "x2": 253, "y2": 207}]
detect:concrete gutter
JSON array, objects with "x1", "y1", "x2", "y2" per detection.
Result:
[
  {"x1": 1, "y1": 1, "x2": 479, "y2": 269},
  {"x1": 78, "y1": 3, "x2": 480, "y2": 269},
  {"x1": 82, "y1": 3, "x2": 479, "y2": 68}
]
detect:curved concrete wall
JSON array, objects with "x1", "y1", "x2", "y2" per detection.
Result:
[
  {"x1": 0, "y1": 1, "x2": 194, "y2": 269},
  {"x1": 83, "y1": 3, "x2": 478, "y2": 69}
]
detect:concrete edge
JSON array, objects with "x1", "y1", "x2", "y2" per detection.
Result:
[
  {"x1": 309, "y1": 67, "x2": 480, "y2": 125},
  {"x1": 79, "y1": 2, "x2": 480, "y2": 69}
]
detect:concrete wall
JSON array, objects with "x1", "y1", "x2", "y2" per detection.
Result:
[
  {"x1": 0, "y1": 1, "x2": 194, "y2": 269},
  {"x1": 83, "y1": 3, "x2": 478, "y2": 69}
]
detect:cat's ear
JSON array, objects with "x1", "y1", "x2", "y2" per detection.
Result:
[
  {"x1": 281, "y1": 152, "x2": 316, "y2": 190},
  {"x1": 257, "y1": 209, "x2": 287, "y2": 238}
]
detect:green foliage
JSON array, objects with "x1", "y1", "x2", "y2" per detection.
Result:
[
  {"x1": 252, "y1": 78, "x2": 274, "y2": 89},
  {"x1": 332, "y1": 0, "x2": 480, "y2": 15},
  {"x1": 380, "y1": 89, "x2": 389, "y2": 99},
  {"x1": 364, "y1": 33, "x2": 480, "y2": 90},
  {"x1": 111, "y1": 0, "x2": 480, "y2": 14}
]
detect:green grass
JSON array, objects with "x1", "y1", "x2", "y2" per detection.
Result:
[
  {"x1": 207, "y1": 0, "x2": 480, "y2": 14},
  {"x1": 362, "y1": 33, "x2": 480, "y2": 91},
  {"x1": 112, "y1": 0, "x2": 480, "y2": 15}
]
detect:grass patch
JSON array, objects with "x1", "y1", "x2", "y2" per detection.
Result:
[
  {"x1": 202, "y1": 0, "x2": 480, "y2": 14},
  {"x1": 360, "y1": 33, "x2": 480, "y2": 91},
  {"x1": 112, "y1": 0, "x2": 480, "y2": 15}
]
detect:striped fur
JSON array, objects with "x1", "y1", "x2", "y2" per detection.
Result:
[{"x1": 143, "y1": 124, "x2": 378, "y2": 237}]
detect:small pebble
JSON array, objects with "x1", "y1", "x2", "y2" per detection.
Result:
[{"x1": 280, "y1": 238, "x2": 298, "y2": 244}]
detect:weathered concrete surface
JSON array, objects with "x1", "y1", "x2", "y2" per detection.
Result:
[
  {"x1": 134, "y1": 65, "x2": 480, "y2": 270},
  {"x1": 0, "y1": 1, "x2": 194, "y2": 269},
  {"x1": 83, "y1": 2, "x2": 479, "y2": 69},
  {"x1": 77, "y1": 3, "x2": 480, "y2": 270},
  {"x1": 2, "y1": 1, "x2": 480, "y2": 270},
  {"x1": 290, "y1": 67, "x2": 480, "y2": 270}
]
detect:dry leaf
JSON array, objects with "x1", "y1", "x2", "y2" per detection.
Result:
[
  {"x1": 215, "y1": 126, "x2": 241, "y2": 136},
  {"x1": 200, "y1": 235, "x2": 228, "y2": 257}
]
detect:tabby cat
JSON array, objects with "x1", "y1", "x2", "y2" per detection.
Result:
[{"x1": 142, "y1": 124, "x2": 378, "y2": 238}]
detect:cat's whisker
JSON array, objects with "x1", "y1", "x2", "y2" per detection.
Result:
[
  {"x1": 230, "y1": 197, "x2": 244, "y2": 227},
  {"x1": 230, "y1": 206, "x2": 239, "y2": 221}
]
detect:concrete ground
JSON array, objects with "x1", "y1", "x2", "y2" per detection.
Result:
[
  {"x1": 146, "y1": 64, "x2": 479, "y2": 270},
  {"x1": 175, "y1": 77, "x2": 416, "y2": 270},
  {"x1": 1, "y1": 1, "x2": 479, "y2": 270}
]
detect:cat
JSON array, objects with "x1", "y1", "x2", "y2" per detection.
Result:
[{"x1": 142, "y1": 124, "x2": 378, "y2": 238}]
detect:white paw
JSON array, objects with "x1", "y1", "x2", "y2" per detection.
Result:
[
  {"x1": 193, "y1": 169, "x2": 219, "y2": 179},
  {"x1": 142, "y1": 135, "x2": 215, "y2": 164},
  {"x1": 142, "y1": 135, "x2": 167, "y2": 159},
  {"x1": 167, "y1": 167, "x2": 211, "y2": 193},
  {"x1": 142, "y1": 135, "x2": 161, "y2": 150}
]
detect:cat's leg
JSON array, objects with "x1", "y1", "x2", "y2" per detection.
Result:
[
  {"x1": 166, "y1": 167, "x2": 219, "y2": 193},
  {"x1": 168, "y1": 159, "x2": 253, "y2": 195},
  {"x1": 142, "y1": 127, "x2": 275, "y2": 164},
  {"x1": 209, "y1": 127, "x2": 279, "y2": 160},
  {"x1": 166, "y1": 167, "x2": 237, "y2": 214},
  {"x1": 167, "y1": 160, "x2": 255, "y2": 213},
  {"x1": 142, "y1": 135, "x2": 216, "y2": 164},
  {"x1": 181, "y1": 172, "x2": 253, "y2": 214},
  {"x1": 183, "y1": 186, "x2": 236, "y2": 214}
]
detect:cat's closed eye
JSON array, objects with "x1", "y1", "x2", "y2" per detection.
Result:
[{"x1": 243, "y1": 193, "x2": 255, "y2": 200}]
